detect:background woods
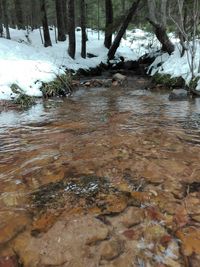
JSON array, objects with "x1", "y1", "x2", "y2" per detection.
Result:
[{"x1": 0, "y1": 0, "x2": 199, "y2": 59}]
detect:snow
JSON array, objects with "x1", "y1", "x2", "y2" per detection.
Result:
[
  {"x1": 149, "y1": 41, "x2": 200, "y2": 90},
  {"x1": 0, "y1": 27, "x2": 156, "y2": 100},
  {"x1": 1, "y1": 26, "x2": 199, "y2": 100}
]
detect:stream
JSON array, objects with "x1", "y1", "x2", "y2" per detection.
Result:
[{"x1": 0, "y1": 75, "x2": 200, "y2": 266}]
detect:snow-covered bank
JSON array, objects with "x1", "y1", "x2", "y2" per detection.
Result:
[
  {"x1": 0, "y1": 28, "x2": 154, "y2": 100},
  {"x1": 2, "y1": 27, "x2": 196, "y2": 101},
  {"x1": 148, "y1": 42, "x2": 200, "y2": 91}
]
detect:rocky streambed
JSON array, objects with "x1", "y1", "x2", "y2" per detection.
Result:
[{"x1": 0, "y1": 74, "x2": 200, "y2": 266}]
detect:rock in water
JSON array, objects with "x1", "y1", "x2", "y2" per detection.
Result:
[
  {"x1": 169, "y1": 89, "x2": 188, "y2": 101},
  {"x1": 102, "y1": 79, "x2": 112, "y2": 88},
  {"x1": 112, "y1": 73, "x2": 127, "y2": 85}
]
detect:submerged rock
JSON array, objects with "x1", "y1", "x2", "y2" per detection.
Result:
[
  {"x1": 112, "y1": 73, "x2": 127, "y2": 85},
  {"x1": 169, "y1": 89, "x2": 188, "y2": 101},
  {"x1": 0, "y1": 256, "x2": 19, "y2": 267},
  {"x1": 100, "y1": 239, "x2": 123, "y2": 261},
  {"x1": 13, "y1": 215, "x2": 109, "y2": 267}
]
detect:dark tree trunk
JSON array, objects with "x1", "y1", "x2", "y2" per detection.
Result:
[
  {"x1": 14, "y1": 0, "x2": 25, "y2": 29},
  {"x1": 56, "y1": 0, "x2": 66, "y2": 41},
  {"x1": 31, "y1": 0, "x2": 39, "y2": 30},
  {"x1": 148, "y1": 19, "x2": 174, "y2": 55},
  {"x1": 80, "y1": 0, "x2": 86, "y2": 58},
  {"x1": 121, "y1": 0, "x2": 125, "y2": 13},
  {"x1": 2, "y1": 0, "x2": 10, "y2": 39},
  {"x1": 178, "y1": 5, "x2": 187, "y2": 57},
  {"x1": 68, "y1": 0, "x2": 76, "y2": 59},
  {"x1": 108, "y1": 0, "x2": 140, "y2": 60},
  {"x1": 62, "y1": 0, "x2": 68, "y2": 34},
  {"x1": 0, "y1": 0, "x2": 3, "y2": 37},
  {"x1": 40, "y1": 0, "x2": 52, "y2": 47},
  {"x1": 104, "y1": 0, "x2": 113, "y2": 49}
]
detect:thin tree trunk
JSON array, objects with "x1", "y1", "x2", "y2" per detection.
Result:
[
  {"x1": 56, "y1": 0, "x2": 66, "y2": 41},
  {"x1": 14, "y1": 0, "x2": 25, "y2": 29},
  {"x1": 121, "y1": 0, "x2": 126, "y2": 13},
  {"x1": 97, "y1": 0, "x2": 100, "y2": 40},
  {"x1": 80, "y1": 0, "x2": 86, "y2": 58},
  {"x1": 147, "y1": 0, "x2": 174, "y2": 55},
  {"x1": 39, "y1": 26, "x2": 44, "y2": 44},
  {"x1": 108, "y1": 0, "x2": 140, "y2": 60},
  {"x1": 0, "y1": 0, "x2": 3, "y2": 37},
  {"x1": 40, "y1": 0, "x2": 52, "y2": 47},
  {"x1": 68, "y1": 0, "x2": 76, "y2": 59},
  {"x1": 104, "y1": 0, "x2": 113, "y2": 49},
  {"x1": 148, "y1": 18, "x2": 174, "y2": 54},
  {"x1": 62, "y1": 0, "x2": 68, "y2": 34},
  {"x1": 2, "y1": 0, "x2": 10, "y2": 39},
  {"x1": 121, "y1": 0, "x2": 126, "y2": 39},
  {"x1": 31, "y1": 0, "x2": 39, "y2": 30}
]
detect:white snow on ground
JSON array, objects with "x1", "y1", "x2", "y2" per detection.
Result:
[
  {"x1": 149, "y1": 41, "x2": 200, "y2": 90},
  {"x1": 0, "y1": 27, "x2": 160, "y2": 100},
  {"x1": 0, "y1": 27, "x2": 150, "y2": 100},
  {"x1": 1, "y1": 27, "x2": 198, "y2": 100},
  {"x1": 123, "y1": 29, "x2": 161, "y2": 57}
]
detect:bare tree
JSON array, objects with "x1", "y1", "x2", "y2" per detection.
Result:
[
  {"x1": 80, "y1": 0, "x2": 86, "y2": 58},
  {"x1": 62, "y1": 0, "x2": 68, "y2": 34},
  {"x1": 169, "y1": 0, "x2": 200, "y2": 79},
  {"x1": 2, "y1": 0, "x2": 10, "y2": 39},
  {"x1": 68, "y1": 0, "x2": 76, "y2": 59},
  {"x1": 147, "y1": 0, "x2": 174, "y2": 54},
  {"x1": 56, "y1": 0, "x2": 66, "y2": 41},
  {"x1": 108, "y1": 0, "x2": 140, "y2": 60},
  {"x1": 0, "y1": 0, "x2": 3, "y2": 37},
  {"x1": 104, "y1": 0, "x2": 113, "y2": 49},
  {"x1": 121, "y1": 0, "x2": 126, "y2": 14},
  {"x1": 30, "y1": 0, "x2": 40, "y2": 30},
  {"x1": 14, "y1": 0, "x2": 25, "y2": 29},
  {"x1": 40, "y1": 0, "x2": 52, "y2": 47}
]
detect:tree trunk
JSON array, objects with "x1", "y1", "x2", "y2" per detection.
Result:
[
  {"x1": 80, "y1": 0, "x2": 86, "y2": 58},
  {"x1": 2, "y1": 0, "x2": 10, "y2": 39},
  {"x1": 31, "y1": 0, "x2": 39, "y2": 30},
  {"x1": 56, "y1": 0, "x2": 66, "y2": 41},
  {"x1": 62, "y1": 0, "x2": 68, "y2": 34},
  {"x1": 147, "y1": 0, "x2": 174, "y2": 55},
  {"x1": 156, "y1": 26, "x2": 174, "y2": 54},
  {"x1": 121, "y1": 0, "x2": 126, "y2": 13},
  {"x1": 104, "y1": 0, "x2": 113, "y2": 49},
  {"x1": 68, "y1": 0, "x2": 76, "y2": 59},
  {"x1": 148, "y1": 19, "x2": 174, "y2": 54},
  {"x1": 14, "y1": 0, "x2": 25, "y2": 29},
  {"x1": 40, "y1": 0, "x2": 52, "y2": 47},
  {"x1": 108, "y1": 0, "x2": 140, "y2": 60},
  {"x1": 0, "y1": 0, "x2": 3, "y2": 37}
]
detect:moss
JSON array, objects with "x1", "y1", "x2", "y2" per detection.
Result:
[
  {"x1": 41, "y1": 73, "x2": 73, "y2": 98},
  {"x1": 152, "y1": 73, "x2": 185, "y2": 88},
  {"x1": 189, "y1": 77, "x2": 200, "y2": 91},
  {"x1": 14, "y1": 94, "x2": 36, "y2": 108},
  {"x1": 10, "y1": 83, "x2": 36, "y2": 108},
  {"x1": 31, "y1": 175, "x2": 110, "y2": 210}
]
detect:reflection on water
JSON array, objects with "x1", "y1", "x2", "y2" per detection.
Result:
[{"x1": 0, "y1": 104, "x2": 50, "y2": 130}]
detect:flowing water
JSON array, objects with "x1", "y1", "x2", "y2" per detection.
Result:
[{"x1": 0, "y1": 75, "x2": 200, "y2": 266}]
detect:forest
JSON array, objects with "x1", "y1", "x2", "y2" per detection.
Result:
[{"x1": 0, "y1": 1, "x2": 200, "y2": 267}]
